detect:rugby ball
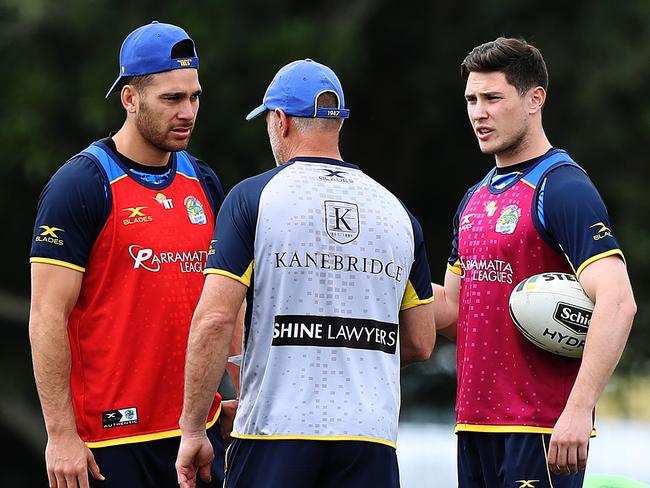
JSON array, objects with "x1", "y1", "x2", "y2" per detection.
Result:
[{"x1": 509, "y1": 272, "x2": 594, "y2": 358}]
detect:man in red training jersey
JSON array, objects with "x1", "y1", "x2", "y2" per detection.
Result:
[{"x1": 29, "y1": 21, "x2": 238, "y2": 488}]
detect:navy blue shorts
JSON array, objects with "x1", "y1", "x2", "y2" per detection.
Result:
[
  {"x1": 224, "y1": 439, "x2": 400, "y2": 488},
  {"x1": 90, "y1": 424, "x2": 225, "y2": 488},
  {"x1": 457, "y1": 432, "x2": 586, "y2": 488}
]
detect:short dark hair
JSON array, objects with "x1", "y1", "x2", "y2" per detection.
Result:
[
  {"x1": 460, "y1": 37, "x2": 548, "y2": 95},
  {"x1": 124, "y1": 74, "x2": 156, "y2": 94}
]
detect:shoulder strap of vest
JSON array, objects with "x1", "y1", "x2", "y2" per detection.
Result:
[
  {"x1": 175, "y1": 151, "x2": 199, "y2": 179},
  {"x1": 78, "y1": 142, "x2": 126, "y2": 184},
  {"x1": 527, "y1": 149, "x2": 585, "y2": 253},
  {"x1": 521, "y1": 150, "x2": 584, "y2": 188},
  {"x1": 80, "y1": 143, "x2": 197, "y2": 183}
]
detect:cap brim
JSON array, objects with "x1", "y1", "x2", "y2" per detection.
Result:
[
  {"x1": 245, "y1": 104, "x2": 267, "y2": 121},
  {"x1": 105, "y1": 75, "x2": 124, "y2": 98}
]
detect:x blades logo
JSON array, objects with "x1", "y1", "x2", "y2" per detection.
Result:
[
  {"x1": 459, "y1": 213, "x2": 474, "y2": 231},
  {"x1": 35, "y1": 225, "x2": 65, "y2": 246},
  {"x1": 122, "y1": 207, "x2": 153, "y2": 225},
  {"x1": 123, "y1": 207, "x2": 147, "y2": 218},
  {"x1": 318, "y1": 168, "x2": 353, "y2": 183},
  {"x1": 590, "y1": 221, "x2": 612, "y2": 241},
  {"x1": 323, "y1": 169, "x2": 346, "y2": 178},
  {"x1": 102, "y1": 407, "x2": 138, "y2": 429},
  {"x1": 39, "y1": 225, "x2": 63, "y2": 238},
  {"x1": 208, "y1": 239, "x2": 217, "y2": 256},
  {"x1": 515, "y1": 481, "x2": 539, "y2": 488}
]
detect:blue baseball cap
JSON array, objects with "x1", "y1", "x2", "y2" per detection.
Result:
[
  {"x1": 106, "y1": 21, "x2": 199, "y2": 98},
  {"x1": 246, "y1": 58, "x2": 350, "y2": 121}
]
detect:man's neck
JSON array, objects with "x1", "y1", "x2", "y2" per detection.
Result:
[
  {"x1": 494, "y1": 129, "x2": 552, "y2": 168},
  {"x1": 286, "y1": 148, "x2": 343, "y2": 161},
  {"x1": 112, "y1": 125, "x2": 171, "y2": 167},
  {"x1": 283, "y1": 135, "x2": 342, "y2": 163}
]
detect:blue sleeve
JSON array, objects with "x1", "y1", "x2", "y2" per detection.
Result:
[
  {"x1": 447, "y1": 185, "x2": 476, "y2": 274},
  {"x1": 402, "y1": 208, "x2": 433, "y2": 309},
  {"x1": 205, "y1": 166, "x2": 285, "y2": 285},
  {"x1": 194, "y1": 158, "x2": 225, "y2": 219},
  {"x1": 30, "y1": 156, "x2": 110, "y2": 271},
  {"x1": 541, "y1": 165, "x2": 624, "y2": 277}
]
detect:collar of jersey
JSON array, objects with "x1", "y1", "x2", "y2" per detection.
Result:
[
  {"x1": 96, "y1": 139, "x2": 179, "y2": 190},
  {"x1": 287, "y1": 156, "x2": 359, "y2": 170},
  {"x1": 487, "y1": 147, "x2": 559, "y2": 194}
]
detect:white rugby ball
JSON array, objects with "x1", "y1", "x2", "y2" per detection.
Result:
[{"x1": 509, "y1": 272, "x2": 594, "y2": 358}]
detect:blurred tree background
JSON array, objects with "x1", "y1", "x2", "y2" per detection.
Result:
[{"x1": 1, "y1": 0, "x2": 648, "y2": 485}]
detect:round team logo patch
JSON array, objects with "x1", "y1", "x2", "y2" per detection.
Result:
[
  {"x1": 495, "y1": 205, "x2": 521, "y2": 234},
  {"x1": 184, "y1": 196, "x2": 207, "y2": 225}
]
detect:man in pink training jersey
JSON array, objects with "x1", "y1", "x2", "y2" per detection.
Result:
[{"x1": 433, "y1": 37, "x2": 636, "y2": 487}]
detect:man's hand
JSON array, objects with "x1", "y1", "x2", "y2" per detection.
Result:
[
  {"x1": 219, "y1": 399, "x2": 239, "y2": 444},
  {"x1": 46, "y1": 430, "x2": 104, "y2": 488},
  {"x1": 176, "y1": 433, "x2": 215, "y2": 488},
  {"x1": 547, "y1": 405, "x2": 591, "y2": 475}
]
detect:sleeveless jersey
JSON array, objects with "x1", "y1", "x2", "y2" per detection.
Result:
[
  {"x1": 455, "y1": 151, "x2": 583, "y2": 433},
  {"x1": 205, "y1": 157, "x2": 433, "y2": 448},
  {"x1": 65, "y1": 143, "x2": 221, "y2": 447}
]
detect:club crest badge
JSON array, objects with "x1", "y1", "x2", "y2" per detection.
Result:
[
  {"x1": 184, "y1": 196, "x2": 207, "y2": 225},
  {"x1": 324, "y1": 200, "x2": 359, "y2": 244},
  {"x1": 495, "y1": 205, "x2": 521, "y2": 234}
]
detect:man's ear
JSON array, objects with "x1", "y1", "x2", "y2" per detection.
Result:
[
  {"x1": 121, "y1": 85, "x2": 138, "y2": 114},
  {"x1": 275, "y1": 108, "x2": 290, "y2": 137},
  {"x1": 528, "y1": 86, "x2": 546, "y2": 115}
]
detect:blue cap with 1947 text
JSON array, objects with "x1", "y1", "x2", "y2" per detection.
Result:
[{"x1": 246, "y1": 58, "x2": 350, "y2": 121}]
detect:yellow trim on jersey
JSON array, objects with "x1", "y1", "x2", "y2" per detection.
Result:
[
  {"x1": 177, "y1": 171, "x2": 200, "y2": 182},
  {"x1": 230, "y1": 432, "x2": 396, "y2": 449},
  {"x1": 86, "y1": 404, "x2": 221, "y2": 448},
  {"x1": 575, "y1": 249, "x2": 625, "y2": 279},
  {"x1": 520, "y1": 178, "x2": 536, "y2": 189},
  {"x1": 400, "y1": 280, "x2": 434, "y2": 311},
  {"x1": 455, "y1": 423, "x2": 597, "y2": 437},
  {"x1": 109, "y1": 174, "x2": 128, "y2": 185},
  {"x1": 30, "y1": 257, "x2": 85, "y2": 273},
  {"x1": 204, "y1": 261, "x2": 254, "y2": 287},
  {"x1": 456, "y1": 423, "x2": 553, "y2": 434},
  {"x1": 447, "y1": 261, "x2": 463, "y2": 276}
]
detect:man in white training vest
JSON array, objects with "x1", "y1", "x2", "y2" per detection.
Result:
[{"x1": 176, "y1": 58, "x2": 436, "y2": 488}]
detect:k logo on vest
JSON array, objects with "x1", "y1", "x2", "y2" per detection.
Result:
[{"x1": 324, "y1": 200, "x2": 359, "y2": 244}]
